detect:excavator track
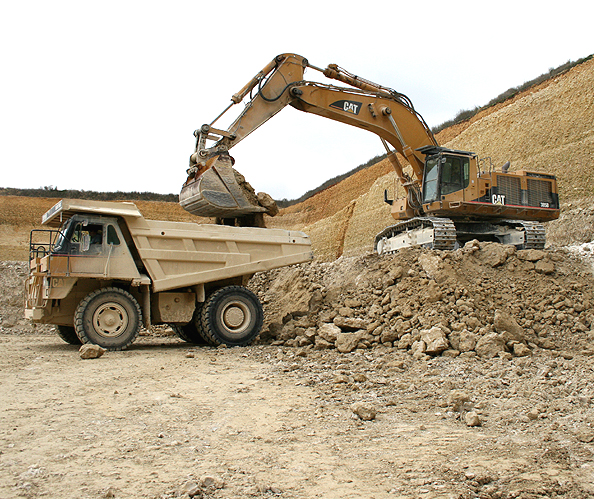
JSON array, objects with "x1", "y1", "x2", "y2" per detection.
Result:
[
  {"x1": 501, "y1": 220, "x2": 546, "y2": 250},
  {"x1": 374, "y1": 217, "x2": 457, "y2": 254}
]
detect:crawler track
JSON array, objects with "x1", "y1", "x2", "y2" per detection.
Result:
[{"x1": 374, "y1": 217, "x2": 457, "y2": 254}]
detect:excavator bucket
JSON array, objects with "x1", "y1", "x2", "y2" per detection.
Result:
[{"x1": 179, "y1": 156, "x2": 267, "y2": 218}]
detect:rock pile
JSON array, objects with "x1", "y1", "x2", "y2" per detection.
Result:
[{"x1": 250, "y1": 241, "x2": 594, "y2": 358}]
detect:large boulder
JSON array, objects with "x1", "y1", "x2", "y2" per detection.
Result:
[
  {"x1": 336, "y1": 331, "x2": 365, "y2": 353},
  {"x1": 475, "y1": 333, "x2": 505, "y2": 358},
  {"x1": 493, "y1": 310, "x2": 525, "y2": 343},
  {"x1": 420, "y1": 327, "x2": 449, "y2": 355}
]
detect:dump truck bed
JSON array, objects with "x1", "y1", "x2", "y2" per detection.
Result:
[
  {"x1": 38, "y1": 199, "x2": 313, "y2": 293},
  {"x1": 125, "y1": 219, "x2": 312, "y2": 292}
]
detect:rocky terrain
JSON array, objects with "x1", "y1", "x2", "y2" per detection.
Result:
[
  {"x1": 2, "y1": 238, "x2": 594, "y2": 498},
  {"x1": 2, "y1": 56, "x2": 594, "y2": 498}
]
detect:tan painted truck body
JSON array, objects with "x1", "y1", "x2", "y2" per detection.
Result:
[{"x1": 25, "y1": 199, "x2": 312, "y2": 349}]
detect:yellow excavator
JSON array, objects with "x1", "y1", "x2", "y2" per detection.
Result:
[{"x1": 179, "y1": 53, "x2": 560, "y2": 252}]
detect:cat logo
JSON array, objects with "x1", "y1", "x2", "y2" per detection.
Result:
[
  {"x1": 329, "y1": 99, "x2": 362, "y2": 115},
  {"x1": 491, "y1": 194, "x2": 506, "y2": 205}
]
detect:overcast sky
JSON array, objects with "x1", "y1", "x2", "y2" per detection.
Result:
[{"x1": 1, "y1": 1, "x2": 592, "y2": 200}]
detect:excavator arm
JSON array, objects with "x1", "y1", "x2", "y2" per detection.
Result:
[{"x1": 180, "y1": 53, "x2": 437, "y2": 219}]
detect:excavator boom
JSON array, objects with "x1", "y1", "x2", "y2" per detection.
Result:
[{"x1": 180, "y1": 53, "x2": 437, "y2": 219}]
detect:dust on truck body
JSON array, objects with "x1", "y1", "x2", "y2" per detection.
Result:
[{"x1": 25, "y1": 199, "x2": 313, "y2": 350}]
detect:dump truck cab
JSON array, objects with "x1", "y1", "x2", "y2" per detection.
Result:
[
  {"x1": 33, "y1": 214, "x2": 140, "y2": 279},
  {"x1": 25, "y1": 199, "x2": 313, "y2": 351}
]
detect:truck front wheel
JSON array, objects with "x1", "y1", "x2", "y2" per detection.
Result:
[
  {"x1": 74, "y1": 287, "x2": 142, "y2": 350},
  {"x1": 200, "y1": 286, "x2": 263, "y2": 346}
]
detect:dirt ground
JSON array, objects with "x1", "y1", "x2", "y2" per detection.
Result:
[
  {"x1": 2, "y1": 241, "x2": 594, "y2": 499},
  {"x1": 2, "y1": 332, "x2": 594, "y2": 499}
]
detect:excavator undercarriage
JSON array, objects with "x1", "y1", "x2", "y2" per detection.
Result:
[{"x1": 374, "y1": 218, "x2": 546, "y2": 254}]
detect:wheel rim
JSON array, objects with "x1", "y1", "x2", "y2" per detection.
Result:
[
  {"x1": 92, "y1": 302, "x2": 128, "y2": 337},
  {"x1": 221, "y1": 300, "x2": 251, "y2": 335}
]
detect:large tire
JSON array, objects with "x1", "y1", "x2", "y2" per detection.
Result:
[
  {"x1": 171, "y1": 304, "x2": 207, "y2": 344},
  {"x1": 74, "y1": 287, "x2": 142, "y2": 350},
  {"x1": 55, "y1": 325, "x2": 82, "y2": 345},
  {"x1": 200, "y1": 286, "x2": 263, "y2": 347}
]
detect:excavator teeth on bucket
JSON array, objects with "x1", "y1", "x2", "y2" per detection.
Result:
[{"x1": 179, "y1": 158, "x2": 266, "y2": 218}]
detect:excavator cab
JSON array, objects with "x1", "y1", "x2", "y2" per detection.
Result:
[{"x1": 420, "y1": 147, "x2": 473, "y2": 205}]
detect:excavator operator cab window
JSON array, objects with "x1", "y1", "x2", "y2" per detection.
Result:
[
  {"x1": 423, "y1": 157, "x2": 440, "y2": 203},
  {"x1": 441, "y1": 156, "x2": 470, "y2": 196},
  {"x1": 422, "y1": 154, "x2": 470, "y2": 203}
]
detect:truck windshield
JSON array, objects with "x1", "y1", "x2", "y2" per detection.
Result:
[
  {"x1": 423, "y1": 157, "x2": 440, "y2": 203},
  {"x1": 52, "y1": 219, "x2": 74, "y2": 253}
]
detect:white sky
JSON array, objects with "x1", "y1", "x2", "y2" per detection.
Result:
[{"x1": 1, "y1": 1, "x2": 592, "y2": 200}]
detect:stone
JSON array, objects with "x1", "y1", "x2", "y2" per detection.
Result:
[
  {"x1": 334, "y1": 316, "x2": 368, "y2": 331},
  {"x1": 425, "y1": 280, "x2": 443, "y2": 303},
  {"x1": 517, "y1": 249, "x2": 546, "y2": 262},
  {"x1": 336, "y1": 331, "x2": 364, "y2": 353},
  {"x1": 308, "y1": 289, "x2": 324, "y2": 316},
  {"x1": 418, "y1": 254, "x2": 442, "y2": 278},
  {"x1": 477, "y1": 242, "x2": 515, "y2": 267},
  {"x1": 475, "y1": 333, "x2": 505, "y2": 358},
  {"x1": 380, "y1": 328, "x2": 399, "y2": 344},
  {"x1": 256, "y1": 192, "x2": 279, "y2": 216},
  {"x1": 493, "y1": 310, "x2": 525, "y2": 343},
  {"x1": 338, "y1": 306, "x2": 354, "y2": 318},
  {"x1": 79, "y1": 344, "x2": 106, "y2": 359},
  {"x1": 200, "y1": 475, "x2": 225, "y2": 490},
  {"x1": 535, "y1": 260, "x2": 555, "y2": 274},
  {"x1": 420, "y1": 326, "x2": 449, "y2": 355},
  {"x1": 513, "y1": 343, "x2": 532, "y2": 357},
  {"x1": 314, "y1": 337, "x2": 334, "y2": 350},
  {"x1": 526, "y1": 408, "x2": 540, "y2": 421},
  {"x1": 344, "y1": 298, "x2": 362, "y2": 308},
  {"x1": 179, "y1": 480, "x2": 201, "y2": 497},
  {"x1": 458, "y1": 330, "x2": 478, "y2": 352},
  {"x1": 351, "y1": 403, "x2": 377, "y2": 421},
  {"x1": 410, "y1": 340, "x2": 426, "y2": 356},
  {"x1": 317, "y1": 323, "x2": 341, "y2": 343},
  {"x1": 465, "y1": 411, "x2": 481, "y2": 427},
  {"x1": 397, "y1": 333, "x2": 413, "y2": 350},
  {"x1": 447, "y1": 390, "x2": 471, "y2": 411}
]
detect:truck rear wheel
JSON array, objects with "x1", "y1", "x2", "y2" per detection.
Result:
[
  {"x1": 55, "y1": 325, "x2": 82, "y2": 345},
  {"x1": 200, "y1": 286, "x2": 263, "y2": 346},
  {"x1": 74, "y1": 287, "x2": 142, "y2": 350},
  {"x1": 171, "y1": 304, "x2": 207, "y2": 344}
]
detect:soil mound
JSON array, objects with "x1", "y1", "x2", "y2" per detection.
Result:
[{"x1": 249, "y1": 242, "x2": 594, "y2": 358}]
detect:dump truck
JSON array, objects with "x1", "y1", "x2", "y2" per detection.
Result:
[
  {"x1": 180, "y1": 53, "x2": 559, "y2": 251},
  {"x1": 24, "y1": 199, "x2": 312, "y2": 350}
]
